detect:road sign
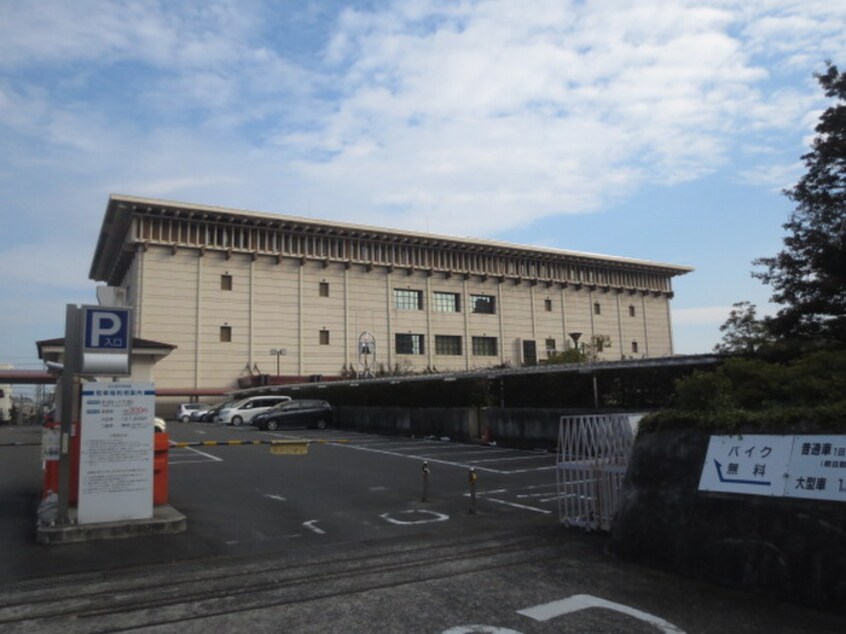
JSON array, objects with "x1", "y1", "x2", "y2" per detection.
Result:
[
  {"x1": 80, "y1": 306, "x2": 132, "y2": 376},
  {"x1": 699, "y1": 434, "x2": 846, "y2": 502},
  {"x1": 698, "y1": 435, "x2": 792, "y2": 496}
]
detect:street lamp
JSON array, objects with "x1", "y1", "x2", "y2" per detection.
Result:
[
  {"x1": 269, "y1": 348, "x2": 287, "y2": 376},
  {"x1": 568, "y1": 332, "x2": 582, "y2": 350}
]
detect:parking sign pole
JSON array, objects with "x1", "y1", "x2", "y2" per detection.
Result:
[{"x1": 57, "y1": 305, "x2": 82, "y2": 526}]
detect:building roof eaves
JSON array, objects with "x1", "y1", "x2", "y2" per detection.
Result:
[{"x1": 104, "y1": 194, "x2": 694, "y2": 275}]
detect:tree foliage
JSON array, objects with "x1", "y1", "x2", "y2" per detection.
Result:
[
  {"x1": 713, "y1": 301, "x2": 773, "y2": 354},
  {"x1": 753, "y1": 63, "x2": 846, "y2": 343}
]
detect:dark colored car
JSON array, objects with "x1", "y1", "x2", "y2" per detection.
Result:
[
  {"x1": 251, "y1": 400, "x2": 333, "y2": 431},
  {"x1": 200, "y1": 400, "x2": 234, "y2": 423}
]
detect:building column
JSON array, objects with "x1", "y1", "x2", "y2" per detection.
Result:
[
  {"x1": 463, "y1": 276, "x2": 470, "y2": 370},
  {"x1": 298, "y1": 262, "x2": 304, "y2": 375},
  {"x1": 616, "y1": 291, "x2": 624, "y2": 360},
  {"x1": 194, "y1": 251, "x2": 203, "y2": 389},
  {"x1": 385, "y1": 270, "x2": 393, "y2": 369},
  {"x1": 425, "y1": 274, "x2": 433, "y2": 369},
  {"x1": 641, "y1": 293, "x2": 650, "y2": 357},
  {"x1": 344, "y1": 265, "x2": 350, "y2": 370},
  {"x1": 497, "y1": 279, "x2": 505, "y2": 365}
]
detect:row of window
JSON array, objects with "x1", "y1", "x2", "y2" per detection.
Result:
[
  {"x1": 395, "y1": 334, "x2": 499, "y2": 356},
  {"x1": 219, "y1": 326, "x2": 642, "y2": 356},
  {"x1": 221, "y1": 276, "x2": 641, "y2": 318},
  {"x1": 395, "y1": 289, "x2": 495, "y2": 313},
  {"x1": 219, "y1": 326, "x2": 497, "y2": 356}
]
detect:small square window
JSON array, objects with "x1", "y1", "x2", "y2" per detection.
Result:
[
  {"x1": 629, "y1": 305, "x2": 636, "y2": 317},
  {"x1": 545, "y1": 338, "x2": 556, "y2": 353},
  {"x1": 471, "y1": 294, "x2": 495, "y2": 314},
  {"x1": 221, "y1": 274, "x2": 233, "y2": 291},
  {"x1": 544, "y1": 298, "x2": 552, "y2": 312},
  {"x1": 319, "y1": 330, "x2": 330, "y2": 345},
  {"x1": 472, "y1": 336, "x2": 498, "y2": 356},
  {"x1": 593, "y1": 302, "x2": 601, "y2": 315},
  {"x1": 435, "y1": 335, "x2": 462, "y2": 355},
  {"x1": 220, "y1": 325, "x2": 232, "y2": 342},
  {"x1": 632, "y1": 341, "x2": 639, "y2": 354},
  {"x1": 396, "y1": 333, "x2": 425, "y2": 354},
  {"x1": 319, "y1": 282, "x2": 330, "y2": 297},
  {"x1": 433, "y1": 291, "x2": 461, "y2": 312},
  {"x1": 394, "y1": 289, "x2": 423, "y2": 310}
]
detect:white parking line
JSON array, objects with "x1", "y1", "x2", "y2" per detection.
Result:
[
  {"x1": 337, "y1": 442, "x2": 553, "y2": 474},
  {"x1": 470, "y1": 493, "x2": 552, "y2": 514},
  {"x1": 467, "y1": 454, "x2": 555, "y2": 464},
  {"x1": 169, "y1": 446, "x2": 223, "y2": 463},
  {"x1": 339, "y1": 442, "x2": 507, "y2": 473}
]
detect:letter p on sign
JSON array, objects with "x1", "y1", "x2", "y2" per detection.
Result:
[{"x1": 84, "y1": 308, "x2": 130, "y2": 351}]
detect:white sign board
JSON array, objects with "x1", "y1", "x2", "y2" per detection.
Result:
[
  {"x1": 699, "y1": 434, "x2": 846, "y2": 503},
  {"x1": 784, "y1": 435, "x2": 846, "y2": 502},
  {"x1": 698, "y1": 435, "x2": 793, "y2": 496},
  {"x1": 78, "y1": 382, "x2": 155, "y2": 524}
]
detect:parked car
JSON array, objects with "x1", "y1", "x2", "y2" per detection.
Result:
[
  {"x1": 217, "y1": 395, "x2": 292, "y2": 426},
  {"x1": 176, "y1": 402, "x2": 211, "y2": 423},
  {"x1": 189, "y1": 405, "x2": 216, "y2": 422},
  {"x1": 199, "y1": 400, "x2": 233, "y2": 422},
  {"x1": 252, "y1": 400, "x2": 333, "y2": 431}
]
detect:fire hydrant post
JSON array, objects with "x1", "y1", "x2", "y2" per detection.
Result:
[
  {"x1": 468, "y1": 467, "x2": 477, "y2": 514},
  {"x1": 422, "y1": 460, "x2": 430, "y2": 502}
]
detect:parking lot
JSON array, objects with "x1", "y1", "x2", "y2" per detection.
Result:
[
  {"x1": 3, "y1": 422, "x2": 845, "y2": 632},
  {"x1": 162, "y1": 420, "x2": 562, "y2": 554}
]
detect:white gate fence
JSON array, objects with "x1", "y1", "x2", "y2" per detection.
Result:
[{"x1": 556, "y1": 414, "x2": 642, "y2": 531}]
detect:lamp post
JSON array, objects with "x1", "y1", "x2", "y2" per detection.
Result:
[
  {"x1": 269, "y1": 348, "x2": 287, "y2": 376},
  {"x1": 568, "y1": 332, "x2": 582, "y2": 351}
]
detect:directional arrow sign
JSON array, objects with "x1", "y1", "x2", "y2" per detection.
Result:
[{"x1": 698, "y1": 435, "x2": 792, "y2": 496}]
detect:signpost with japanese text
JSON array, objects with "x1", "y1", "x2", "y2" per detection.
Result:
[
  {"x1": 77, "y1": 382, "x2": 155, "y2": 524},
  {"x1": 785, "y1": 435, "x2": 846, "y2": 502},
  {"x1": 699, "y1": 434, "x2": 846, "y2": 503}
]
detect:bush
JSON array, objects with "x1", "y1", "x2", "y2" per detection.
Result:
[{"x1": 641, "y1": 348, "x2": 846, "y2": 435}]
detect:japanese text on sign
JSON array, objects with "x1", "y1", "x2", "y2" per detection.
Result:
[{"x1": 699, "y1": 434, "x2": 846, "y2": 502}]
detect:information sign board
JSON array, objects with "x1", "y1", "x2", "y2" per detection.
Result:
[
  {"x1": 699, "y1": 434, "x2": 846, "y2": 503},
  {"x1": 698, "y1": 435, "x2": 792, "y2": 496},
  {"x1": 784, "y1": 435, "x2": 846, "y2": 502},
  {"x1": 78, "y1": 382, "x2": 155, "y2": 524}
]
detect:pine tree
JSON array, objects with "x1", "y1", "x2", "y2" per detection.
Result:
[{"x1": 753, "y1": 63, "x2": 846, "y2": 343}]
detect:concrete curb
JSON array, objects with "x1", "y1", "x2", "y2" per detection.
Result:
[{"x1": 36, "y1": 505, "x2": 187, "y2": 545}]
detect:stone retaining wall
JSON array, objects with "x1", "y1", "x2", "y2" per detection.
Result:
[{"x1": 608, "y1": 429, "x2": 846, "y2": 614}]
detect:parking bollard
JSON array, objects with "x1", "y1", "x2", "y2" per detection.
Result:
[
  {"x1": 422, "y1": 460, "x2": 429, "y2": 502},
  {"x1": 469, "y1": 467, "x2": 477, "y2": 514}
]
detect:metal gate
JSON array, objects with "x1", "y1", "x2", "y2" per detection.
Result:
[{"x1": 556, "y1": 414, "x2": 639, "y2": 531}]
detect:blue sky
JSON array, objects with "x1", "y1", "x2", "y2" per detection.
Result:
[{"x1": 1, "y1": 0, "x2": 844, "y2": 373}]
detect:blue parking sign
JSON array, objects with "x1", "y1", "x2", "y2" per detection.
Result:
[{"x1": 84, "y1": 308, "x2": 130, "y2": 351}]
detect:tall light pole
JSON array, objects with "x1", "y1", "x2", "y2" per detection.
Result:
[{"x1": 269, "y1": 348, "x2": 287, "y2": 376}]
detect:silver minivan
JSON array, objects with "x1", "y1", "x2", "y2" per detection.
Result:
[{"x1": 216, "y1": 395, "x2": 292, "y2": 426}]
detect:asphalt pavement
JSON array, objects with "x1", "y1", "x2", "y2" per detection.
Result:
[{"x1": 1, "y1": 422, "x2": 843, "y2": 633}]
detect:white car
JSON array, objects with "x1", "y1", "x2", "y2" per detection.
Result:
[
  {"x1": 176, "y1": 402, "x2": 211, "y2": 423},
  {"x1": 216, "y1": 395, "x2": 291, "y2": 426}
]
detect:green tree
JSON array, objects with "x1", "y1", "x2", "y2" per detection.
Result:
[
  {"x1": 714, "y1": 301, "x2": 773, "y2": 354},
  {"x1": 753, "y1": 63, "x2": 846, "y2": 343}
]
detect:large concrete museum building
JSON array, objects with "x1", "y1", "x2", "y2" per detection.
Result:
[{"x1": 89, "y1": 195, "x2": 692, "y2": 392}]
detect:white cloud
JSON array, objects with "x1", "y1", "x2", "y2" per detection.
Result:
[{"x1": 3, "y1": 1, "x2": 843, "y2": 238}]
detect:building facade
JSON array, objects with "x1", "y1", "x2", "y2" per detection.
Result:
[{"x1": 89, "y1": 195, "x2": 692, "y2": 392}]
